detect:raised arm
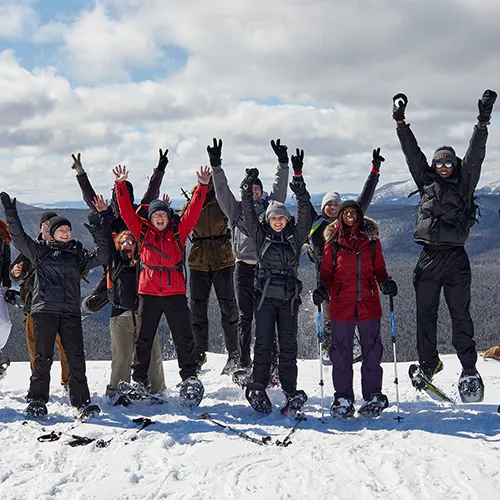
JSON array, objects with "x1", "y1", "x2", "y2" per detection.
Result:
[
  {"x1": 241, "y1": 168, "x2": 264, "y2": 246},
  {"x1": 91, "y1": 194, "x2": 116, "y2": 264},
  {"x1": 114, "y1": 166, "x2": 144, "y2": 240},
  {"x1": 1, "y1": 242, "x2": 11, "y2": 289},
  {"x1": 140, "y1": 148, "x2": 168, "y2": 204},
  {"x1": 269, "y1": 138, "x2": 290, "y2": 202},
  {"x1": 357, "y1": 149, "x2": 383, "y2": 213},
  {"x1": 71, "y1": 153, "x2": 99, "y2": 210},
  {"x1": 80, "y1": 211, "x2": 110, "y2": 274}
]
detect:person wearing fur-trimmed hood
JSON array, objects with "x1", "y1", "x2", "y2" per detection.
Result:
[{"x1": 319, "y1": 200, "x2": 397, "y2": 418}]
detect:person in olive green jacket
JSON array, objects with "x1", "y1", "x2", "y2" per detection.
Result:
[{"x1": 182, "y1": 177, "x2": 238, "y2": 375}]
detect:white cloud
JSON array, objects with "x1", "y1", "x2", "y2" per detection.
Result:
[{"x1": 0, "y1": 2, "x2": 37, "y2": 40}]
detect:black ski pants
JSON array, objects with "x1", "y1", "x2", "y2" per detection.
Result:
[
  {"x1": 413, "y1": 246, "x2": 477, "y2": 371},
  {"x1": 190, "y1": 266, "x2": 238, "y2": 356},
  {"x1": 28, "y1": 313, "x2": 90, "y2": 407},
  {"x1": 252, "y1": 296, "x2": 298, "y2": 395},
  {"x1": 133, "y1": 294, "x2": 197, "y2": 382}
]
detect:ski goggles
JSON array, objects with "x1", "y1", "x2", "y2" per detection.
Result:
[{"x1": 435, "y1": 161, "x2": 454, "y2": 169}]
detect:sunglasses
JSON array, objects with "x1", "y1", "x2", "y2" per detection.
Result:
[
  {"x1": 120, "y1": 239, "x2": 136, "y2": 246},
  {"x1": 435, "y1": 161, "x2": 454, "y2": 169}
]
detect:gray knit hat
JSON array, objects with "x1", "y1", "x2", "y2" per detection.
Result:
[
  {"x1": 265, "y1": 201, "x2": 291, "y2": 223},
  {"x1": 321, "y1": 192, "x2": 342, "y2": 212},
  {"x1": 432, "y1": 146, "x2": 457, "y2": 165}
]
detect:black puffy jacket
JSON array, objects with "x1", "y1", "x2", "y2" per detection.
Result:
[
  {"x1": 397, "y1": 124, "x2": 488, "y2": 247},
  {"x1": 0, "y1": 238, "x2": 11, "y2": 288},
  {"x1": 5, "y1": 208, "x2": 108, "y2": 316}
]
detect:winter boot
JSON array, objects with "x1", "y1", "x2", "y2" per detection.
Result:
[
  {"x1": 280, "y1": 390, "x2": 308, "y2": 417},
  {"x1": 232, "y1": 366, "x2": 252, "y2": 388},
  {"x1": 0, "y1": 355, "x2": 10, "y2": 380},
  {"x1": 195, "y1": 352, "x2": 207, "y2": 375},
  {"x1": 26, "y1": 399, "x2": 48, "y2": 418},
  {"x1": 179, "y1": 376, "x2": 204, "y2": 407},
  {"x1": 420, "y1": 359, "x2": 444, "y2": 382},
  {"x1": 458, "y1": 368, "x2": 484, "y2": 403},
  {"x1": 330, "y1": 397, "x2": 355, "y2": 419},
  {"x1": 358, "y1": 393, "x2": 389, "y2": 417},
  {"x1": 245, "y1": 385, "x2": 272, "y2": 414},
  {"x1": 221, "y1": 350, "x2": 240, "y2": 376},
  {"x1": 77, "y1": 404, "x2": 101, "y2": 420}
]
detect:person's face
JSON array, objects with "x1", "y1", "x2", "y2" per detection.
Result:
[
  {"x1": 434, "y1": 160, "x2": 455, "y2": 178},
  {"x1": 53, "y1": 225, "x2": 72, "y2": 242},
  {"x1": 150, "y1": 210, "x2": 169, "y2": 230},
  {"x1": 324, "y1": 201, "x2": 340, "y2": 219},
  {"x1": 269, "y1": 215, "x2": 288, "y2": 232},
  {"x1": 252, "y1": 184, "x2": 262, "y2": 201},
  {"x1": 341, "y1": 208, "x2": 358, "y2": 228},
  {"x1": 40, "y1": 221, "x2": 52, "y2": 241},
  {"x1": 119, "y1": 235, "x2": 137, "y2": 259}
]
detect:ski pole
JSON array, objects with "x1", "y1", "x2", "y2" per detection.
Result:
[
  {"x1": 390, "y1": 296, "x2": 402, "y2": 422},
  {"x1": 317, "y1": 305, "x2": 325, "y2": 423}
]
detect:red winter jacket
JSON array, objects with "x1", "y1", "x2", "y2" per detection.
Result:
[
  {"x1": 116, "y1": 181, "x2": 208, "y2": 296},
  {"x1": 320, "y1": 217, "x2": 389, "y2": 322}
]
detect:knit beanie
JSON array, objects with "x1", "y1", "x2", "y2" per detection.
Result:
[
  {"x1": 49, "y1": 216, "x2": 72, "y2": 237},
  {"x1": 40, "y1": 211, "x2": 58, "y2": 227},
  {"x1": 337, "y1": 200, "x2": 362, "y2": 216},
  {"x1": 321, "y1": 192, "x2": 342, "y2": 212},
  {"x1": 432, "y1": 146, "x2": 457, "y2": 165},
  {"x1": 265, "y1": 201, "x2": 291, "y2": 223},
  {"x1": 253, "y1": 177, "x2": 263, "y2": 191},
  {"x1": 148, "y1": 199, "x2": 170, "y2": 219}
]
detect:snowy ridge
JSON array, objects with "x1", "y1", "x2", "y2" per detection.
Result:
[{"x1": 1, "y1": 354, "x2": 500, "y2": 499}]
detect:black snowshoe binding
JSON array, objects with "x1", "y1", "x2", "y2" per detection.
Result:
[
  {"x1": 280, "y1": 390, "x2": 308, "y2": 417},
  {"x1": 458, "y1": 368, "x2": 484, "y2": 403},
  {"x1": 409, "y1": 363, "x2": 453, "y2": 403},
  {"x1": 330, "y1": 397, "x2": 355, "y2": 419},
  {"x1": 77, "y1": 404, "x2": 101, "y2": 420},
  {"x1": 117, "y1": 380, "x2": 166, "y2": 405},
  {"x1": 111, "y1": 394, "x2": 132, "y2": 407},
  {"x1": 357, "y1": 393, "x2": 389, "y2": 417},
  {"x1": 26, "y1": 400, "x2": 48, "y2": 418},
  {"x1": 232, "y1": 366, "x2": 252, "y2": 388},
  {"x1": 179, "y1": 376, "x2": 204, "y2": 408},
  {"x1": 221, "y1": 350, "x2": 240, "y2": 376},
  {"x1": 245, "y1": 387, "x2": 272, "y2": 414},
  {"x1": 0, "y1": 355, "x2": 10, "y2": 380}
]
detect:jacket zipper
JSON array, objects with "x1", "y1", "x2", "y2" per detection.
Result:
[{"x1": 356, "y1": 251, "x2": 361, "y2": 301}]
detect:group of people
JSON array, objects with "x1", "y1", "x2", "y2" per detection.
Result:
[{"x1": 0, "y1": 88, "x2": 495, "y2": 418}]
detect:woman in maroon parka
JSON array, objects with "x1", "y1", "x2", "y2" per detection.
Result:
[{"x1": 319, "y1": 200, "x2": 398, "y2": 418}]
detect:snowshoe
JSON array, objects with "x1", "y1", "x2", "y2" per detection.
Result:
[
  {"x1": 109, "y1": 393, "x2": 132, "y2": 407},
  {"x1": 77, "y1": 404, "x2": 101, "y2": 420},
  {"x1": 280, "y1": 390, "x2": 308, "y2": 417},
  {"x1": 0, "y1": 355, "x2": 10, "y2": 380},
  {"x1": 25, "y1": 400, "x2": 48, "y2": 418},
  {"x1": 221, "y1": 350, "x2": 240, "y2": 376},
  {"x1": 179, "y1": 376, "x2": 204, "y2": 408},
  {"x1": 117, "y1": 381, "x2": 166, "y2": 405},
  {"x1": 245, "y1": 387, "x2": 272, "y2": 414},
  {"x1": 408, "y1": 364, "x2": 453, "y2": 403},
  {"x1": 458, "y1": 368, "x2": 484, "y2": 403},
  {"x1": 330, "y1": 397, "x2": 355, "y2": 419},
  {"x1": 232, "y1": 366, "x2": 252, "y2": 388},
  {"x1": 357, "y1": 393, "x2": 389, "y2": 417}
]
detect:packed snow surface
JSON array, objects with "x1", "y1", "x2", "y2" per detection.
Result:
[{"x1": 1, "y1": 353, "x2": 500, "y2": 499}]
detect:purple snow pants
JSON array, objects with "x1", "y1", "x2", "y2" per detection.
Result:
[{"x1": 330, "y1": 318, "x2": 383, "y2": 401}]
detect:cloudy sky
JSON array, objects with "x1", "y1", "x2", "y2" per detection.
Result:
[{"x1": 1, "y1": 0, "x2": 499, "y2": 203}]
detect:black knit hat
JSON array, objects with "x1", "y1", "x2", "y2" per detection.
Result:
[
  {"x1": 148, "y1": 199, "x2": 170, "y2": 219},
  {"x1": 338, "y1": 199, "x2": 362, "y2": 215},
  {"x1": 49, "y1": 216, "x2": 72, "y2": 237},
  {"x1": 432, "y1": 146, "x2": 457, "y2": 165},
  {"x1": 40, "y1": 211, "x2": 58, "y2": 227},
  {"x1": 253, "y1": 178, "x2": 263, "y2": 191}
]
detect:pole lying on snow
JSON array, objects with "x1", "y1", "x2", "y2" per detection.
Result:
[
  {"x1": 390, "y1": 296, "x2": 403, "y2": 422},
  {"x1": 317, "y1": 305, "x2": 326, "y2": 422}
]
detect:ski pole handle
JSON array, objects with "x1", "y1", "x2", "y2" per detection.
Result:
[{"x1": 389, "y1": 295, "x2": 394, "y2": 313}]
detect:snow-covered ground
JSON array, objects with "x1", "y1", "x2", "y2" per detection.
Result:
[{"x1": 1, "y1": 353, "x2": 500, "y2": 500}]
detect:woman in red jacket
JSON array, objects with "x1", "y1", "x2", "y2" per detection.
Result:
[
  {"x1": 114, "y1": 164, "x2": 211, "y2": 407},
  {"x1": 319, "y1": 200, "x2": 397, "y2": 418}
]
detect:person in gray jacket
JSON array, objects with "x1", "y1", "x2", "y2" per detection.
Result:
[{"x1": 209, "y1": 138, "x2": 289, "y2": 383}]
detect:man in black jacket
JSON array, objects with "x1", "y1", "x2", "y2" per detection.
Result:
[
  {"x1": 0, "y1": 193, "x2": 108, "y2": 417},
  {"x1": 392, "y1": 89, "x2": 497, "y2": 403}
]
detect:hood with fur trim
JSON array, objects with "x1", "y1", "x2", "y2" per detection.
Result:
[{"x1": 324, "y1": 216, "x2": 380, "y2": 243}]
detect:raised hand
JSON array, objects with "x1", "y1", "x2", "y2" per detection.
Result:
[
  {"x1": 291, "y1": 148, "x2": 304, "y2": 175},
  {"x1": 207, "y1": 138, "x2": 223, "y2": 167},
  {"x1": 477, "y1": 89, "x2": 497, "y2": 124},
  {"x1": 162, "y1": 193, "x2": 171, "y2": 207},
  {"x1": 392, "y1": 93, "x2": 408, "y2": 121},
  {"x1": 196, "y1": 165, "x2": 212, "y2": 185},
  {"x1": 11, "y1": 262, "x2": 23, "y2": 278},
  {"x1": 372, "y1": 148, "x2": 385, "y2": 171},
  {"x1": 271, "y1": 138, "x2": 289, "y2": 163},
  {"x1": 113, "y1": 165, "x2": 128, "y2": 184},
  {"x1": 240, "y1": 168, "x2": 259, "y2": 191},
  {"x1": 158, "y1": 148, "x2": 169, "y2": 171},
  {"x1": 71, "y1": 153, "x2": 85, "y2": 175},
  {"x1": 92, "y1": 194, "x2": 109, "y2": 213},
  {"x1": 0, "y1": 192, "x2": 16, "y2": 211}
]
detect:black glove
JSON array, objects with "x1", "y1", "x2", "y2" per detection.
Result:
[
  {"x1": 372, "y1": 148, "x2": 385, "y2": 172},
  {"x1": 270, "y1": 138, "x2": 288, "y2": 163},
  {"x1": 157, "y1": 148, "x2": 169, "y2": 172},
  {"x1": 380, "y1": 278, "x2": 398, "y2": 297},
  {"x1": 392, "y1": 93, "x2": 408, "y2": 121},
  {"x1": 312, "y1": 286, "x2": 329, "y2": 306},
  {"x1": 0, "y1": 192, "x2": 16, "y2": 211},
  {"x1": 4, "y1": 289, "x2": 17, "y2": 305},
  {"x1": 207, "y1": 138, "x2": 222, "y2": 167},
  {"x1": 477, "y1": 89, "x2": 497, "y2": 124},
  {"x1": 289, "y1": 177, "x2": 306, "y2": 196},
  {"x1": 291, "y1": 148, "x2": 304, "y2": 175},
  {"x1": 240, "y1": 168, "x2": 259, "y2": 192}
]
